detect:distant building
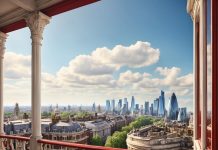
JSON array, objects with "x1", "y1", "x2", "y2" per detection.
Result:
[
  {"x1": 97, "y1": 105, "x2": 101, "y2": 113},
  {"x1": 67, "y1": 105, "x2": 71, "y2": 112},
  {"x1": 126, "y1": 125, "x2": 193, "y2": 150},
  {"x1": 92, "y1": 102, "x2": 96, "y2": 112},
  {"x1": 106, "y1": 100, "x2": 110, "y2": 112},
  {"x1": 14, "y1": 103, "x2": 20, "y2": 119},
  {"x1": 124, "y1": 98, "x2": 128, "y2": 111},
  {"x1": 177, "y1": 107, "x2": 187, "y2": 122},
  {"x1": 5, "y1": 119, "x2": 89, "y2": 145},
  {"x1": 120, "y1": 104, "x2": 128, "y2": 115},
  {"x1": 139, "y1": 105, "x2": 144, "y2": 115},
  {"x1": 167, "y1": 93, "x2": 179, "y2": 120},
  {"x1": 85, "y1": 120, "x2": 111, "y2": 141},
  {"x1": 144, "y1": 101, "x2": 149, "y2": 115},
  {"x1": 118, "y1": 99, "x2": 122, "y2": 111},
  {"x1": 111, "y1": 99, "x2": 115, "y2": 112},
  {"x1": 135, "y1": 104, "x2": 139, "y2": 111},
  {"x1": 150, "y1": 104, "x2": 153, "y2": 116},
  {"x1": 131, "y1": 96, "x2": 135, "y2": 113},
  {"x1": 153, "y1": 98, "x2": 159, "y2": 116},
  {"x1": 49, "y1": 105, "x2": 53, "y2": 112},
  {"x1": 158, "y1": 90, "x2": 165, "y2": 117}
]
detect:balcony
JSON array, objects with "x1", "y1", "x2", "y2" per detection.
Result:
[{"x1": 0, "y1": 134, "x2": 126, "y2": 150}]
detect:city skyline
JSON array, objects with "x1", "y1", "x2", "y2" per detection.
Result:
[{"x1": 4, "y1": 0, "x2": 193, "y2": 111}]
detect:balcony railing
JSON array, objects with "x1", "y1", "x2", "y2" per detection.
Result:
[
  {"x1": 0, "y1": 134, "x2": 30, "y2": 150},
  {"x1": 0, "y1": 135, "x2": 127, "y2": 150}
]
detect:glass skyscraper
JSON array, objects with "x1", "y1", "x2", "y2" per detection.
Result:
[
  {"x1": 167, "y1": 93, "x2": 179, "y2": 120},
  {"x1": 177, "y1": 107, "x2": 187, "y2": 122},
  {"x1": 153, "y1": 98, "x2": 159, "y2": 116},
  {"x1": 120, "y1": 104, "x2": 127, "y2": 115},
  {"x1": 144, "y1": 101, "x2": 149, "y2": 115},
  {"x1": 92, "y1": 102, "x2": 96, "y2": 112},
  {"x1": 150, "y1": 104, "x2": 153, "y2": 116},
  {"x1": 158, "y1": 90, "x2": 165, "y2": 117},
  {"x1": 111, "y1": 99, "x2": 115, "y2": 112},
  {"x1": 123, "y1": 98, "x2": 129, "y2": 111},
  {"x1": 131, "y1": 96, "x2": 135, "y2": 112},
  {"x1": 106, "y1": 100, "x2": 110, "y2": 112},
  {"x1": 118, "y1": 99, "x2": 122, "y2": 110}
]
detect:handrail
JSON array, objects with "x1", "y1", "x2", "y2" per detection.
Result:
[
  {"x1": 0, "y1": 134, "x2": 30, "y2": 141},
  {"x1": 38, "y1": 139, "x2": 127, "y2": 150}
]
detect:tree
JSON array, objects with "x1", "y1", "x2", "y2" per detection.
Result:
[
  {"x1": 61, "y1": 112, "x2": 71, "y2": 120},
  {"x1": 121, "y1": 125, "x2": 132, "y2": 133},
  {"x1": 105, "y1": 116, "x2": 163, "y2": 148},
  {"x1": 90, "y1": 135, "x2": 103, "y2": 146},
  {"x1": 105, "y1": 136, "x2": 112, "y2": 147},
  {"x1": 105, "y1": 131, "x2": 127, "y2": 148}
]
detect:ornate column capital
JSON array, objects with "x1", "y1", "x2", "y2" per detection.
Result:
[
  {"x1": 187, "y1": 0, "x2": 200, "y2": 22},
  {"x1": 25, "y1": 12, "x2": 50, "y2": 41},
  {"x1": 0, "y1": 32, "x2": 8, "y2": 58}
]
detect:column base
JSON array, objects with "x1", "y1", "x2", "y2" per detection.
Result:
[{"x1": 30, "y1": 135, "x2": 42, "y2": 150}]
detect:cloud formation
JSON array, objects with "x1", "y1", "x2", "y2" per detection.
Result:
[
  {"x1": 4, "y1": 41, "x2": 193, "y2": 111},
  {"x1": 4, "y1": 52, "x2": 31, "y2": 79}
]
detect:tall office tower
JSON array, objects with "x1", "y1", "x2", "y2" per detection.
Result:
[
  {"x1": 144, "y1": 101, "x2": 149, "y2": 115},
  {"x1": 150, "y1": 104, "x2": 153, "y2": 116},
  {"x1": 135, "y1": 104, "x2": 139, "y2": 110},
  {"x1": 153, "y1": 98, "x2": 159, "y2": 116},
  {"x1": 140, "y1": 105, "x2": 144, "y2": 115},
  {"x1": 92, "y1": 102, "x2": 96, "y2": 112},
  {"x1": 67, "y1": 105, "x2": 71, "y2": 112},
  {"x1": 106, "y1": 100, "x2": 111, "y2": 112},
  {"x1": 124, "y1": 98, "x2": 128, "y2": 111},
  {"x1": 167, "y1": 93, "x2": 179, "y2": 120},
  {"x1": 49, "y1": 105, "x2": 53, "y2": 112},
  {"x1": 120, "y1": 104, "x2": 127, "y2": 115},
  {"x1": 111, "y1": 99, "x2": 115, "y2": 112},
  {"x1": 97, "y1": 105, "x2": 101, "y2": 113},
  {"x1": 158, "y1": 90, "x2": 165, "y2": 117},
  {"x1": 126, "y1": 101, "x2": 129, "y2": 112},
  {"x1": 177, "y1": 107, "x2": 187, "y2": 122},
  {"x1": 131, "y1": 96, "x2": 135, "y2": 112},
  {"x1": 118, "y1": 99, "x2": 122, "y2": 110}
]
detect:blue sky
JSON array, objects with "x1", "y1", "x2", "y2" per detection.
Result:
[{"x1": 4, "y1": 0, "x2": 193, "y2": 111}]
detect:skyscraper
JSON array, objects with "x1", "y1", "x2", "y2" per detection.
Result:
[
  {"x1": 177, "y1": 107, "x2": 187, "y2": 122},
  {"x1": 144, "y1": 101, "x2": 149, "y2": 115},
  {"x1": 118, "y1": 99, "x2": 122, "y2": 111},
  {"x1": 153, "y1": 98, "x2": 159, "y2": 116},
  {"x1": 158, "y1": 90, "x2": 165, "y2": 117},
  {"x1": 106, "y1": 100, "x2": 110, "y2": 112},
  {"x1": 120, "y1": 104, "x2": 128, "y2": 115},
  {"x1": 92, "y1": 102, "x2": 96, "y2": 112},
  {"x1": 124, "y1": 98, "x2": 128, "y2": 111},
  {"x1": 140, "y1": 105, "x2": 144, "y2": 115},
  {"x1": 111, "y1": 99, "x2": 115, "y2": 112},
  {"x1": 135, "y1": 104, "x2": 139, "y2": 110},
  {"x1": 167, "y1": 93, "x2": 179, "y2": 120},
  {"x1": 150, "y1": 104, "x2": 153, "y2": 116},
  {"x1": 131, "y1": 96, "x2": 135, "y2": 112}
]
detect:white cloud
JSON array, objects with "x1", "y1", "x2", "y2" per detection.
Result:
[
  {"x1": 4, "y1": 52, "x2": 31, "y2": 79},
  {"x1": 156, "y1": 67, "x2": 181, "y2": 86},
  {"x1": 118, "y1": 70, "x2": 150, "y2": 84},
  {"x1": 68, "y1": 55, "x2": 117, "y2": 76},
  {"x1": 57, "y1": 41, "x2": 159, "y2": 79},
  {"x1": 92, "y1": 41, "x2": 160, "y2": 68},
  {"x1": 3, "y1": 42, "x2": 193, "y2": 110}
]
